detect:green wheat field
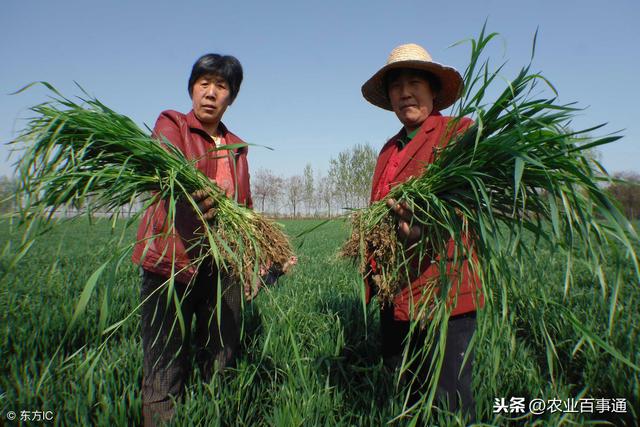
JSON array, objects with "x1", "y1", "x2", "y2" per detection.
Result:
[{"x1": 1, "y1": 218, "x2": 638, "y2": 426}]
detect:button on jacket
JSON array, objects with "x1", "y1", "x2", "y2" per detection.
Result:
[
  {"x1": 368, "y1": 112, "x2": 483, "y2": 321},
  {"x1": 131, "y1": 110, "x2": 253, "y2": 284}
]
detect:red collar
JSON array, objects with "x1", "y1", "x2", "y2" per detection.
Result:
[
  {"x1": 185, "y1": 110, "x2": 230, "y2": 137},
  {"x1": 184, "y1": 110, "x2": 246, "y2": 153},
  {"x1": 386, "y1": 110, "x2": 443, "y2": 151},
  {"x1": 409, "y1": 110, "x2": 442, "y2": 140}
]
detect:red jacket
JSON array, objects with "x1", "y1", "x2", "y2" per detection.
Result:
[
  {"x1": 368, "y1": 113, "x2": 483, "y2": 321},
  {"x1": 131, "y1": 110, "x2": 253, "y2": 284}
]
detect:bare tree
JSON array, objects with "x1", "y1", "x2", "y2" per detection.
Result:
[
  {"x1": 317, "y1": 174, "x2": 335, "y2": 217},
  {"x1": 252, "y1": 168, "x2": 272, "y2": 213},
  {"x1": 266, "y1": 174, "x2": 285, "y2": 216},
  {"x1": 251, "y1": 168, "x2": 285, "y2": 215},
  {"x1": 303, "y1": 163, "x2": 314, "y2": 216},
  {"x1": 314, "y1": 169, "x2": 324, "y2": 215},
  {"x1": 286, "y1": 175, "x2": 304, "y2": 217}
]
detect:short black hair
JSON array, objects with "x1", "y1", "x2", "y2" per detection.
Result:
[
  {"x1": 384, "y1": 68, "x2": 442, "y2": 98},
  {"x1": 188, "y1": 54, "x2": 243, "y2": 102}
]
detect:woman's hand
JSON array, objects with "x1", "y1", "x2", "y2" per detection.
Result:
[
  {"x1": 191, "y1": 189, "x2": 217, "y2": 221},
  {"x1": 282, "y1": 256, "x2": 298, "y2": 273},
  {"x1": 387, "y1": 198, "x2": 422, "y2": 246}
]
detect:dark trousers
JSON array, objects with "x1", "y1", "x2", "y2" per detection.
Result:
[
  {"x1": 140, "y1": 268, "x2": 242, "y2": 426},
  {"x1": 380, "y1": 305, "x2": 476, "y2": 418}
]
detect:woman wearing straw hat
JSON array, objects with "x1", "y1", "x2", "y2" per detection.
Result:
[{"x1": 362, "y1": 43, "x2": 482, "y2": 418}]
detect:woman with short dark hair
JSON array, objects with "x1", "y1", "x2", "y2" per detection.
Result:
[
  {"x1": 132, "y1": 52, "x2": 251, "y2": 427},
  {"x1": 188, "y1": 53, "x2": 243, "y2": 102}
]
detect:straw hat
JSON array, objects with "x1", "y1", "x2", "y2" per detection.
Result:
[{"x1": 361, "y1": 43, "x2": 463, "y2": 111}]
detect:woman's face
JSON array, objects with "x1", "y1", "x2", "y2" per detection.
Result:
[
  {"x1": 191, "y1": 74, "x2": 232, "y2": 133},
  {"x1": 387, "y1": 69, "x2": 435, "y2": 132}
]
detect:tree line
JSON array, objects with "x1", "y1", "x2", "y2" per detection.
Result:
[
  {"x1": 251, "y1": 143, "x2": 378, "y2": 217},
  {"x1": 2, "y1": 148, "x2": 640, "y2": 221}
]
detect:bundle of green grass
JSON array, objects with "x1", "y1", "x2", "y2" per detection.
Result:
[
  {"x1": 343, "y1": 27, "x2": 639, "y2": 310},
  {"x1": 11, "y1": 82, "x2": 293, "y2": 283}
]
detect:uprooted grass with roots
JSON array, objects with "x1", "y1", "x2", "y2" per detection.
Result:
[{"x1": 10, "y1": 82, "x2": 293, "y2": 285}]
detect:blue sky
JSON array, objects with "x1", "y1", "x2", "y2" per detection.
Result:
[{"x1": 2, "y1": 0, "x2": 639, "y2": 179}]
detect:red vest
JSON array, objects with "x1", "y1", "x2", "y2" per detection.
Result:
[
  {"x1": 368, "y1": 113, "x2": 483, "y2": 320},
  {"x1": 131, "y1": 110, "x2": 252, "y2": 284}
]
